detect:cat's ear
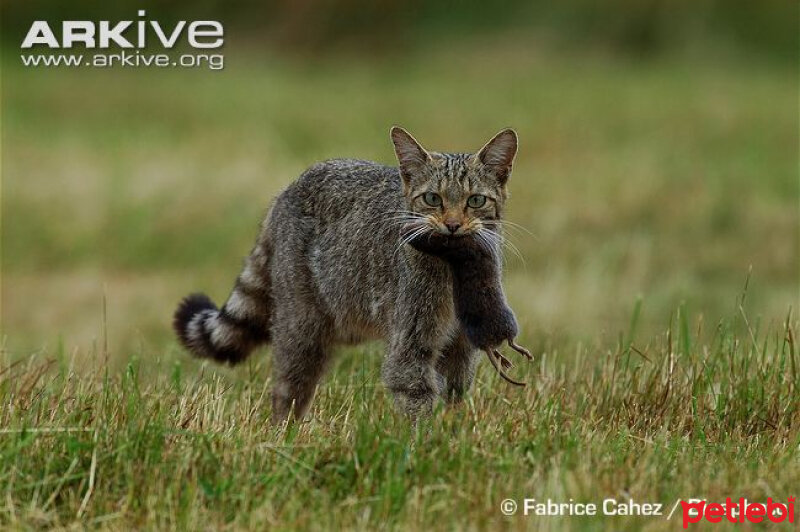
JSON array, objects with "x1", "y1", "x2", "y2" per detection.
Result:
[
  {"x1": 475, "y1": 128, "x2": 518, "y2": 185},
  {"x1": 390, "y1": 126, "x2": 431, "y2": 191}
]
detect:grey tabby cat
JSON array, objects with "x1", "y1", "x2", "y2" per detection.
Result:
[{"x1": 174, "y1": 127, "x2": 522, "y2": 422}]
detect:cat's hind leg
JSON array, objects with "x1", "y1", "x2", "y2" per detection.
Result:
[{"x1": 270, "y1": 302, "x2": 334, "y2": 424}]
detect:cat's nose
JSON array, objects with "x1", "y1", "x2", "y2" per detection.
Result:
[{"x1": 445, "y1": 221, "x2": 461, "y2": 234}]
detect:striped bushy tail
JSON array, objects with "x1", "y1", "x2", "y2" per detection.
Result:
[{"x1": 173, "y1": 237, "x2": 272, "y2": 364}]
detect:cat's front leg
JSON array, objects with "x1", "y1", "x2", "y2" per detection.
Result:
[
  {"x1": 382, "y1": 331, "x2": 441, "y2": 419},
  {"x1": 383, "y1": 254, "x2": 455, "y2": 418},
  {"x1": 436, "y1": 330, "x2": 479, "y2": 403}
]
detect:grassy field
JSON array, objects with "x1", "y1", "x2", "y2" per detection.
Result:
[{"x1": 2, "y1": 34, "x2": 798, "y2": 529}]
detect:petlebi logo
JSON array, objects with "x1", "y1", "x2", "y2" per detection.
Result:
[{"x1": 20, "y1": 10, "x2": 225, "y2": 70}]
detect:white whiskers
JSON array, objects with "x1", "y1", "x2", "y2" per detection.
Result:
[
  {"x1": 393, "y1": 223, "x2": 431, "y2": 257},
  {"x1": 479, "y1": 226, "x2": 526, "y2": 267},
  {"x1": 384, "y1": 210, "x2": 530, "y2": 267}
]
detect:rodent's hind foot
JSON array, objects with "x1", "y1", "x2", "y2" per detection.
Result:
[
  {"x1": 484, "y1": 349, "x2": 527, "y2": 387},
  {"x1": 508, "y1": 339, "x2": 532, "y2": 360}
]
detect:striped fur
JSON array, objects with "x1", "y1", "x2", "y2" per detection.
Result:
[{"x1": 173, "y1": 238, "x2": 273, "y2": 364}]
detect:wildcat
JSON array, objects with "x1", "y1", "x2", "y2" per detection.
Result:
[{"x1": 174, "y1": 127, "x2": 521, "y2": 422}]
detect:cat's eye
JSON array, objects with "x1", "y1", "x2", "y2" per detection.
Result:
[
  {"x1": 467, "y1": 194, "x2": 487, "y2": 208},
  {"x1": 422, "y1": 192, "x2": 443, "y2": 207}
]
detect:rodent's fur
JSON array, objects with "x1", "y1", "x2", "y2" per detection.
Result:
[
  {"x1": 407, "y1": 233, "x2": 518, "y2": 349},
  {"x1": 407, "y1": 232, "x2": 531, "y2": 386}
]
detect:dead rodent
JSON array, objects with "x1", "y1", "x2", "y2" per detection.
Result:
[{"x1": 407, "y1": 232, "x2": 532, "y2": 385}]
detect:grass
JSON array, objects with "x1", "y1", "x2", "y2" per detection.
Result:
[
  {"x1": 1, "y1": 32, "x2": 798, "y2": 529},
  {"x1": 1, "y1": 301, "x2": 798, "y2": 530}
]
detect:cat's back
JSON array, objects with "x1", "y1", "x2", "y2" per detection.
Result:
[{"x1": 278, "y1": 158, "x2": 401, "y2": 222}]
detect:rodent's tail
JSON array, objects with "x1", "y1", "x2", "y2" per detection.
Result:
[{"x1": 173, "y1": 235, "x2": 273, "y2": 364}]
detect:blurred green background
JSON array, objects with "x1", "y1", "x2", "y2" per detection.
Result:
[{"x1": 2, "y1": 1, "x2": 798, "y2": 363}]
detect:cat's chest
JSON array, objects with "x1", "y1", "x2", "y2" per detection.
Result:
[{"x1": 398, "y1": 252, "x2": 459, "y2": 340}]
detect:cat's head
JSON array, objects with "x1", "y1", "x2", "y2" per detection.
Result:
[{"x1": 390, "y1": 126, "x2": 517, "y2": 240}]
